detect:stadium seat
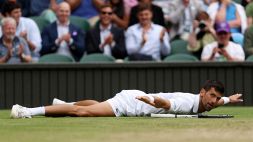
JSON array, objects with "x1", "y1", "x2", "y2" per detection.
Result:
[
  {"x1": 80, "y1": 53, "x2": 116, "y2": 63},
  {"x1": 29, "y1": 16, "x2": 50, "y2": 33},
  {"x1": 38, "y1": 54, "x2": 75, "y2": 63},
  {"x1": 246, "y1": 55, "x2": 253, "y2": 62},
  {"x1": 163, "y1": 53, "x2": 199, "y2": 62},
  {"x1": 170, "y1": 39, "x2": 190, "y2": 55},
  {"x1": 69, "y1": 16, "x2": 90, "y2": 32}
]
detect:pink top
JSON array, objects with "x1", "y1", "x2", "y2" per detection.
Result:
[{"x1": 124, "y1": 0, "x2": 138, "y2": 15}]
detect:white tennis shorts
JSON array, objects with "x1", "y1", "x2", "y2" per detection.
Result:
[{"x1": 106, "y1": 90, "x2": 147, "y2": 117}]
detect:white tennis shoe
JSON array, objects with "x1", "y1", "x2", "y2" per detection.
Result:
[
  {"x1": 52, "y1": 98, "x2": 66, "y2": 105},
  {"x1": 10, "y1": 104, "x2": 32, "y2": 119}
]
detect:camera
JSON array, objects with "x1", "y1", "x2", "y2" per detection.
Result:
[
  {"x1": 218, "y1": 43, "x2": 224, "y2": 49},
  {"x1": 198, "y1": 20, "x2": 206, "y2": 29}
]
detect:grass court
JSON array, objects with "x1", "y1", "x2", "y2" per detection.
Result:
[{"x1": 0, "y1": 107, "x2": 253, "y2": 142}]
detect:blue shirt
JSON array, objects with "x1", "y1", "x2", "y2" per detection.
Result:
[
  {"x1": 71, "y1": 0, "x2": 99, "y2": 19},
  {"x1": 0, "y1": 36, "x2": 31, "y2": 64},
  {"x1": 225, "y1": 3, "x2": 241, "y2": 33},
  {"x1": 125, "y1": 23, "x2": 171, "y2": 60}
]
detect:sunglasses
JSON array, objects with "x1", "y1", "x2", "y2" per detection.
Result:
[{"x1": 101, "y1": 11, "x2": 113, "y2": 15}]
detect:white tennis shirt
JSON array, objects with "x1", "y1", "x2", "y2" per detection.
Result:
[{"x1": 107, "y1": 90, "x2": 199, "y2": 117}]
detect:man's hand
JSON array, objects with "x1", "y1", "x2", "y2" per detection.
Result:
[
  {"x1": 141, "y1": 30, "x2": 147, "y2": 47},
  {"x1": 136, "y1": 96, "x2": 155, "y2": 106},
  {"x1": 20, "y1": 31, "x2": 28, "y2": 40},
  {"x1": 229, "y1": 94, "x2": 243, "y2": 104},
  {"x1": 159, "y1": 28, "x2": 166, "y2": 42}
]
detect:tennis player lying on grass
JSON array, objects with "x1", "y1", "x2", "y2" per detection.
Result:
[{"x1": 10, "y1": 80, "x2": 243, "y2": 118}]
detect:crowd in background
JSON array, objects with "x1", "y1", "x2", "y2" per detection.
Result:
[{"x1": 0, "y1": 0, "x2": 253, "y2": 63}]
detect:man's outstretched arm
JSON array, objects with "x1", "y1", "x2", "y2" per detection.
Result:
[
  {"x1": 136, "y1": 96, "x2": 171, "y2": 110},
  {"x1": 216, "y1": 94, "x2": 243, "y2": 107}
]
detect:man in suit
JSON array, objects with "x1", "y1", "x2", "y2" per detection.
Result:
[
  {"x1": 40, "y1": 2, "x2": 85, "y2": 61},
  {"x1": 85, "y1": 4, "x2": 127, "y2": 59}
]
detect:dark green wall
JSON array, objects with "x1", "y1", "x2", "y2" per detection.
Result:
[{"x1": 0, "y1": 62, "x2": 252, "y2": 109}]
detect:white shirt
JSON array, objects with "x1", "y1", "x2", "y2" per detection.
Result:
[
  {"x1": 125, "y1": 23, "x2": 171, "y2": 60},
  {"x1": 201, "y1": 41, "x2": 245, "y2": 61},
  {"x1": 99, "y1": 24, "x2": 113, "y2": 56},
  {"x1": 55, "y1": 21, "x2": 73, "y2": 58},
  {"x1": 0, "y1": 17, "x2": 42, "y2": 62},
  {"x1": 108, "y1": 90, "x2": 199, "y2": 117}
]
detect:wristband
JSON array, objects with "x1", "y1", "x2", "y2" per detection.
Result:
[
  {"x1": 222, "y1": 97, "x2": 230, "y2": 105},
  {"x1": 147, "y1": 95, "x2": 155, "y2": 103}
]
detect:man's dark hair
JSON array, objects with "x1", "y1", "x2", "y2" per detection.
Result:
[
  {"x1": 137, "y1": 3, "x2": 152, "y2": 14},
  {"x1": 99, "y1": 4, "x2": 113, "y2": 13},
  {"x1": 1, "y1": 1, "x2": 21, "y2": 16},
  {"x1": 202, "y1": 80, "x2": 225, "y2": 95}
]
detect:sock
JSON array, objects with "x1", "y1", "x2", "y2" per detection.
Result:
[
  {"x1": 66, "y1": 102, "x2": 75, "y2": 105},
  {"x1": 28, "y1": 107, "x2": 45, "y2": 116}
]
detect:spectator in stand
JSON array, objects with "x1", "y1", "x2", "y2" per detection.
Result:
[
  {"x1": 108, "y1": 0, "x2": 129, "y2": 29},
  {"x1": 85, "y1": 4, "x2": 127, "y2": 59},
  {"x1": 187, "y1": 11, "x2": 217, "y2": 59},
  {"x1": 40, "y1": 2, "x2": 85, "y2": 61},
  {"x1": 125, "y1": 3, "x2": 170, "y2": 61},
  {"x1": 128, "y1": 0, "x2": 165, "y2": 27},
  {"x1": 201, "y1": 22, "x2": 245, "y2": 61},
  {"x1": 0, "y1": 17, "x2": 32, "y2": 63},
  {"x1": 167, "y1": 0, "x2": 203, "y2": 40},
  {"x1": 207, "y1": 0, "x2": 247, "y2": 46},
  {"x1": 0, "y1": 0, "x2": 30, "y2": 17},
  {"x1": 1, "y1": 1, "x2": 42, "y2": 62}
]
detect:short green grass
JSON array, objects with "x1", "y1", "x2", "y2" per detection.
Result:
[{"x1": 0, "y1": 107, "x2": 253, "y2": 142}]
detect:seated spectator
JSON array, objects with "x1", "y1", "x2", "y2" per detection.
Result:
[
  {"x1": 1, "y1": 1, "x2": 42, "y2": 62},
  {"x1": 128, "y1": 0, "x2": 165, "y2": 27},
  {"x1": 167, "y1": 0, "x2": 203, "y2": 40},
  {"x1": 125, "y1": 3, "x2": 170, "y2": 61},
  {"x1": 188, "y1": 11, "x2": 217, "y2": 59},
  {"x1": 201, "y1": 22, "x2": 245, "y2": 61},
  {"x1": 208, "y1": 0, "x2": 247, "y2": 45},
  {"x1": 40, "y1": 2, "x2": 85, "y2": 62},
  {"x1": 108, "y1": 0, "x2": 129, "y2": 29},
  {"x1": 85, "y1": 4, "x2": 127, "y2": 59},
  {"x1": 0, "y1": 0, "x2": 30, "y2": 17},
  {"x1": 0, "y1": 17, "x2": 32, "y2": 63},
  {"x1": 243, "y1": 25, "x2": 253, "y2": 57}
]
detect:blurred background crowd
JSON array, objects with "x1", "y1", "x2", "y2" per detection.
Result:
[{"x1": 0, "y1": 0, "x2": 253, "y2": 63}]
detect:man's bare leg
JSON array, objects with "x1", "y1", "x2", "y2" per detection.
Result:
[
  {"x1": 74, "y1": 100, "x2": 99, "y2": 106},
  {"x1": 45, "y1": 101, "x2": 115, "y2": 117}
]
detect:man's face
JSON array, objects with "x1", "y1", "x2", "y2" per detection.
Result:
[
  {"x1": 137, "y1": 9, "x2": 152, "y2": 26},
  {"x1": 8, "y1": 8, "x2": 21, "y2": 24},
  {"x1": 217, "y1": 31, "x2": 231, "y2": 45},
  {"x1": 57, "y1": 3, "x2": 70, "y2": 24},
  {"x1": 200, "y1": 87, "x2": 222, "y2": 111},
  {"x1": 99, "y1": 7, "x2": 113, "y2": 26},
  {"x1": 2, "y1": 22, "x2": 16, "y2": 40}
]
